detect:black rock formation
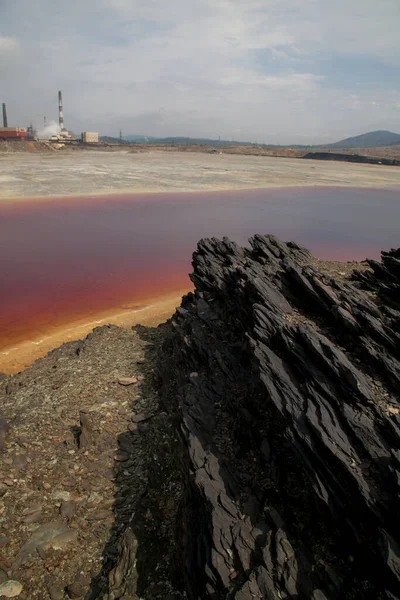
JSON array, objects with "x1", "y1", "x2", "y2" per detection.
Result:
[
  {"x1": 158, "y1": 234, "x2": 400, "y2": 599},
  {"x1": 303, "y1": 151, "x2": 400, "y2": 166}
]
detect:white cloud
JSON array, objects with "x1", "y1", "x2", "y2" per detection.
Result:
[
  {"x1": 0, "y1": 35, "x2": 20, "y2": 73},
  {"x1": 0, "y1": 35, "x2": 19, "y2": 54},
  {"x1": 0, "y1": 0, "x2": 399, "y2": 142}
]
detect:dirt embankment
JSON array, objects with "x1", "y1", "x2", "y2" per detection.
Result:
[
  {"x1": 0, "y1": 324, "x2": 167, "y2": 599},
  {"x1": 0, "y1": 141, "x2": 58, "y2": 153},
  {"x1": 2, "y1": 139, "x2": 400, "y2": 162}
]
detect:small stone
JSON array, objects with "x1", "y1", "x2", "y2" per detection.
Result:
[
  {"x1": 52, "y1": 491, "x2": 71, "y2": 502},
  {"x1": 47, "y1": 584, "x2": 65, "y2": 600},
  {"x1": 12, "y1": 523, "x2": 78, "y2": 570},
  {"x1": 0, "y1": 568, "x2": 8, "y2": 584},
  {"x1": 118, "y1": 377, "x2": 138, "y2": 386},
  {"x1": 23, "y1": 510, "x2": 42, "y2": 524},
  {"x1": 128, "y1": 423, "x2": 138, "y2": 433},
  {"x1": 43, "y1": 483, "x2": 51, "y2": 490},
  {"x1": 79, "y1": 412, "x2": 93, "y2": 449},
  {"x1": 87, "y1": 492, "x2": 103, "y2": 504},
  {"x1": 60, "y1": 478, "x2": 75, "y2": 488},
  {"x1": 12, "y1": 454, "x2": 27, "y2": 471},
  {"x1": 42, "y1": 530, "x2": 78, "y2": 551},
  {"x1": 65, "y1": 574, "x2": 90, "y2": 598},
  {"x1": 0, "y1": 580, "x2": 23, "y2": 597},
  {"x1": 101, "y1": 469, "x2": 114, "y2": 481},
  {"x1": 130, "y1": 413, "x2": 150, "y2": 423},
  {"x1": 114, "y1": 453, "x2": 129, "y2": 462},
  {"x1": 86, "y1": 510, "x2": 109, "y2": 521},
  {"x1": 60, "y1": 500, "x2": 76, "y2": 520},
  {"x1": 22, "y1": 503, "x2": 42, "y2": 515}
]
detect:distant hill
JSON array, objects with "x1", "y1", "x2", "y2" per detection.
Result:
[
  {"x1": 120, "y1": 135, "x2": 295, "y2": 147},
  {"x1": 101, "y1": 130, "x2": 400, "y2": 149},
  {"x1": 123, "y1": 134, "x2": 157, "y2": 142},
  {"x1": 99, "y1": 136, "x2": 128, "y2": 144},
  {"x1": 327, "y1": 130, "x2": 400, "y2": 149},
  {"x1": 122, "y1": 135, "x2": 261, "y2": 146}
]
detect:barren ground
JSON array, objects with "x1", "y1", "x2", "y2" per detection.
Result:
[{"x1": 1, "y1": 148, "x2": 400, "y2": 199}]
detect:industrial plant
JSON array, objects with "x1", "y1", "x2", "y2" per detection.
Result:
[{"x1": 0, "y1": 91, "x2": 98, "y2": 144}]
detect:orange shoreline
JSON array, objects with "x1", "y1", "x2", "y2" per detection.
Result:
[{"x1": 0, "y1": 288, "x2": 190, "y2": 375}]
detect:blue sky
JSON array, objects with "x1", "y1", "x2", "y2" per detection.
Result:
[{"x1": 0, "y1": 0, "x2": 399, "y2": 143}]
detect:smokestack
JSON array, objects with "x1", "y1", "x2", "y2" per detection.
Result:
[
  {"x1": 58, "y1": 90, "x2": 64, "y2": 130},
  {"x1": 2, "y1": 103, "x2": 8, "y2": 128}
]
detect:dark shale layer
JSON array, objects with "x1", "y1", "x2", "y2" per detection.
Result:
[{"x1": 152, "y1": 235, "x2": 400, "y2": 600}]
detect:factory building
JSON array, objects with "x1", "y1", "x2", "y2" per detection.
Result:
[
  {"x1": 0, "y1": 103, "x2": 28, "y2": 140},
  {"x1": 0, "y1": 127, "x2": 28, "y2": 140},
  {"x1": 1, "y1": 92, "x2": 99, "y2": 144},
  {"x1": 81, "y1": 132, "x2": 99, "y2": 144}
]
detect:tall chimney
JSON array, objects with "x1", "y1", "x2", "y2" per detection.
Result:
[
  {"x1": 2, "y1": 103, "x2": 8, "y2": 128},
  {"x1": 58, "y1": 90, "x2": 64, "y2": 130}
]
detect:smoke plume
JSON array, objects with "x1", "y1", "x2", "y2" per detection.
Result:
[{"x1": 37, "y1": 120, "x2": 60, "y2": 138}]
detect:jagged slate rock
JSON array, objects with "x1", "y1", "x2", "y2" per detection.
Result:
[
  {"x1": 353, "y1": 249, "x2": 400, "y2": 312},
  {"x1": 158, "y1": 234, "x2": 400, "y2": 599},
  {"x1": 107, "y1": 528, "x2": 139, "y2": 599}
]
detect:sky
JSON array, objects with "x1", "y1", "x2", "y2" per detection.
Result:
[{"x1": 0, "y1": 0, "x2": 399, "y2": 144}]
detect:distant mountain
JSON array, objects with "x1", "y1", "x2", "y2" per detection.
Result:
[{"x1": 327, "y1": 130, "x2": 400, "y2": 149}]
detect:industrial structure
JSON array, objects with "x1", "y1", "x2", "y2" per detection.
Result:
[
  {"x1": 81, "y1": 131, "x2": 99, "y2": 144},
  {"x1": 0, "y1": 90, "x2": 99, "y2": 144},
  {"x1": 2, "y1": 103, "x2": 8, "y2": 128},
  {"x1": 58, "y1": 90, "x2": 65, "y2": 131},
  {"x1": 0, "y1": 102, "x2": 28, "y2": 140},
  {"x1": 0, "y1": 127, "x2": 28, "y2": 140}
]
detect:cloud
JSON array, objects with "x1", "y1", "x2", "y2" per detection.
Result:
[
  {"x1": 0, "y1": 0, "x2": 399, "y2": 142},
  {"x1": 0, "y1": 35, "x2": 19, "y2": 54},
  {"x1": 0, "y1": 35, "x2": 20, "y2": 73}
]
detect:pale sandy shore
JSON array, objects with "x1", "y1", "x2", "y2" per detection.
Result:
[
  {"x1": 1, "y1": 150, "x2": 400, "y2": 200},
  {"x1": 0, "y1": 290, "x2": 189, "y2": 374}
]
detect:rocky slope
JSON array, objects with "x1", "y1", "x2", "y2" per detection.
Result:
[
  {"x1": 157, "y1": 235, "x2": 400, "y2": 599},
  {"x1": 0, "y1": 325, "x2": 169, "y2": 599},
  {"x1": 0, "y1": 235, "x2": 399, "y2": 599}
]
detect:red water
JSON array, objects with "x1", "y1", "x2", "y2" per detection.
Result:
[{"x1": 0, "y1": 186, "x2": 399, "y2": 353}]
